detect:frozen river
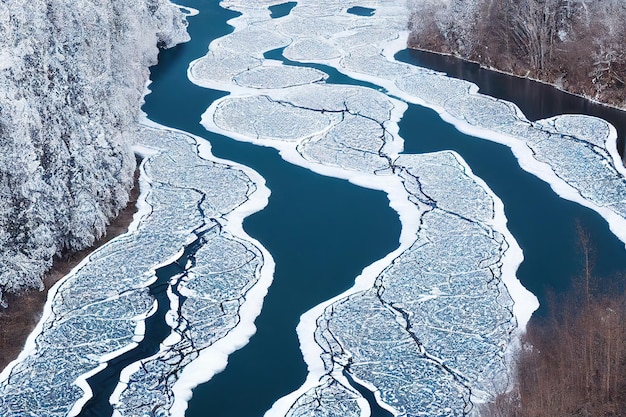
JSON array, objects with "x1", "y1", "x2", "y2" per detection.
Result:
[{"x1": 2, "y1": 1, "x2": 626, "y2": 416}]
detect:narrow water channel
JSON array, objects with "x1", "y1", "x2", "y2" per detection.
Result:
[{"x1": 79, "y1": 235, "x2": 205, "y2": 417}]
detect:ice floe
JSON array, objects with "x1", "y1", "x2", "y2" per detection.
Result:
[
  {"x1": 233, "y1": 65, "x2": 327, "y2": 89},
  {"x1": 0, "y1": 124, "x2": 272, "y2": 417},
  {"x1": 207, "y1": 83, "x2": 399, "y2": 176}
]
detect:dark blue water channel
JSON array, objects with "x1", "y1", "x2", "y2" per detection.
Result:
[
  {"x1": 80, "y1": 0, "x2": 626, "y2": 415},
  {"x1": 346, "y1": 6, "x2": 376, "y2": 16},
  {"x1": 268, "y1": 2, "x2": 296, "y2": 19}
]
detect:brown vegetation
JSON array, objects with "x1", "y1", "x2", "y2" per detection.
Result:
[
  {"x1": 480, "y1": 230, "x2": 626, "y2": 416},
  {"x1": 409, "y1": 0, "x2": 626, "y2": 109},
  {"x1": 482, "y1": 291, "x2": 626, "y2": 417},
  {"x1": 0, "y1": 167, "x2": 140, "y2": 372}
]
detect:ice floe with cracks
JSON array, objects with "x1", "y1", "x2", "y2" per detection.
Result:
[
  {"x1": 189, "y1": 48, "x2": 263, "y2": 85},
  {"x1": 109, "y1": 125, "x2": 272, "y2": 417},
  {"x1": 0, "y1": 125, "x2": 270, "y2": 417},
  {"x1": 298, "y1": 113, "x2": 391, "y2": 174},
  {"x1": 341, "y1": 47, "x2": 415, "y2": 80},
  {"x1": 215, "y1": 26, "x2": 291, "y2": 57},
  {"x1": 285, "y1": 376, "x2": 363, "y2": 417},
  {"x1": 210, "y1": 83, "x2": 397, "y2": 174},
  {"x1": 284, "y1": 152, "x2": 516, "y2": 417},
  {"x1": 233, "y1": 65, "x2": 327, "y2": 89},
  {"x1": 283, "y1": 38, "x2": 343, "y2": 62},
  {"x1": 213, "y1": 94, "x2": 337, "y2": 142},
  {"x1": 282, "y1": 83, "x2": 395, "y2": 123}
]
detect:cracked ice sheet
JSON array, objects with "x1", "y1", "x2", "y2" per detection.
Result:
[
  {"x1": 208, "y1": 83, "x2": 399, "y2": 176},
  {"x1": 203, "y1": 84, "x2": 404, "y2": 177},
  {"x1": 234, "y1": 65, "x2": 328, "y2": 89},
  {"x1": 191, "y1": 1, "x2": 534, "y2": 416},
  {"x1": 111, "y1": 222, "x2": 264, "y2": 417},
  {"x1": 0, "y1": 124, "x2": 271, "y2": 417}
]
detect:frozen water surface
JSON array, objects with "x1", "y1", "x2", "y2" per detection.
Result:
[
  {"x1": 298, "y1": 114, "x2": 391, "y2": 174},
  {"x1": 213, "y1": 95, "x2": 337, "y2": 142},
  {"x1": 283, "y1": 39, "x2": 342, "y2": 62},
  {"x1": 213, "y1": 28, "x2": 290, "y2": 58},
  {"x1": 209, "y1": 84, "x2": 398, "y2": 175},
  {"x1": 342, "y1": 49, "x2": 414, "y2": 80},
  {"x1": 285, "y1": 376, "x2": 363, "y2": 417},
  {"x1": 0, "y1": 125, "x2": 270, "y2": 417}
]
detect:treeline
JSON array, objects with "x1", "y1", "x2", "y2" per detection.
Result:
[
  {"x1": 480, "y1": 232, "x2": 626, "y2": 416},
  {"x1": 0, "y1": 0, "x2": 188, "y2": 306},
  {"x1": 408, "y1": 0, "x2": 626, "y2": 109},
  {"x1": 482, "y1": 290, "x2": 626, "y2": 416}
]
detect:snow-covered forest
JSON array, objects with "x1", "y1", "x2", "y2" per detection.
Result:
[
  {"x1": 0, "y1": 0, "x2": 188, "y2": 306},
  {"x1": 409, "y1": 0, "x2": 626, "y2": 108}
]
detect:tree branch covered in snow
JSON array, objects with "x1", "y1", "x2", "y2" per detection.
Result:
[
  {"x1": 0, "y1": 0, "x2": 189, "y2": 306},
  {"x1": 409, "y1": 0, "x2": 626, "y2": 108}
]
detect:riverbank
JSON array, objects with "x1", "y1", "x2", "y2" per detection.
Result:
[
  {"x1": 0, "y1": 166, "x2": 140, "y2": 372},
  {"x1": 408, "y1": 46, "x2": 626, "y2": 114},
  {"x1": 408, "y1": 1, "x2": 626, "y2": 112},
  {"x1": 398, "y1": 47, "x2": 626, "y2": 161}
]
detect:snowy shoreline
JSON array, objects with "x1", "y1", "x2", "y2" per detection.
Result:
[{"x1": 407, "y1": 46, "x2": 626, "y2": 114}]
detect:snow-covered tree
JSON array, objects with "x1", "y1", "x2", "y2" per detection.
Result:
[{"x1": 0, "y1": 0, "x2": 189, "y2": 306}]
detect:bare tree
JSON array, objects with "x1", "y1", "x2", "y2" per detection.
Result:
[{"x1": 408, "y1": 0, "x2": 626, "y2": 108}]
